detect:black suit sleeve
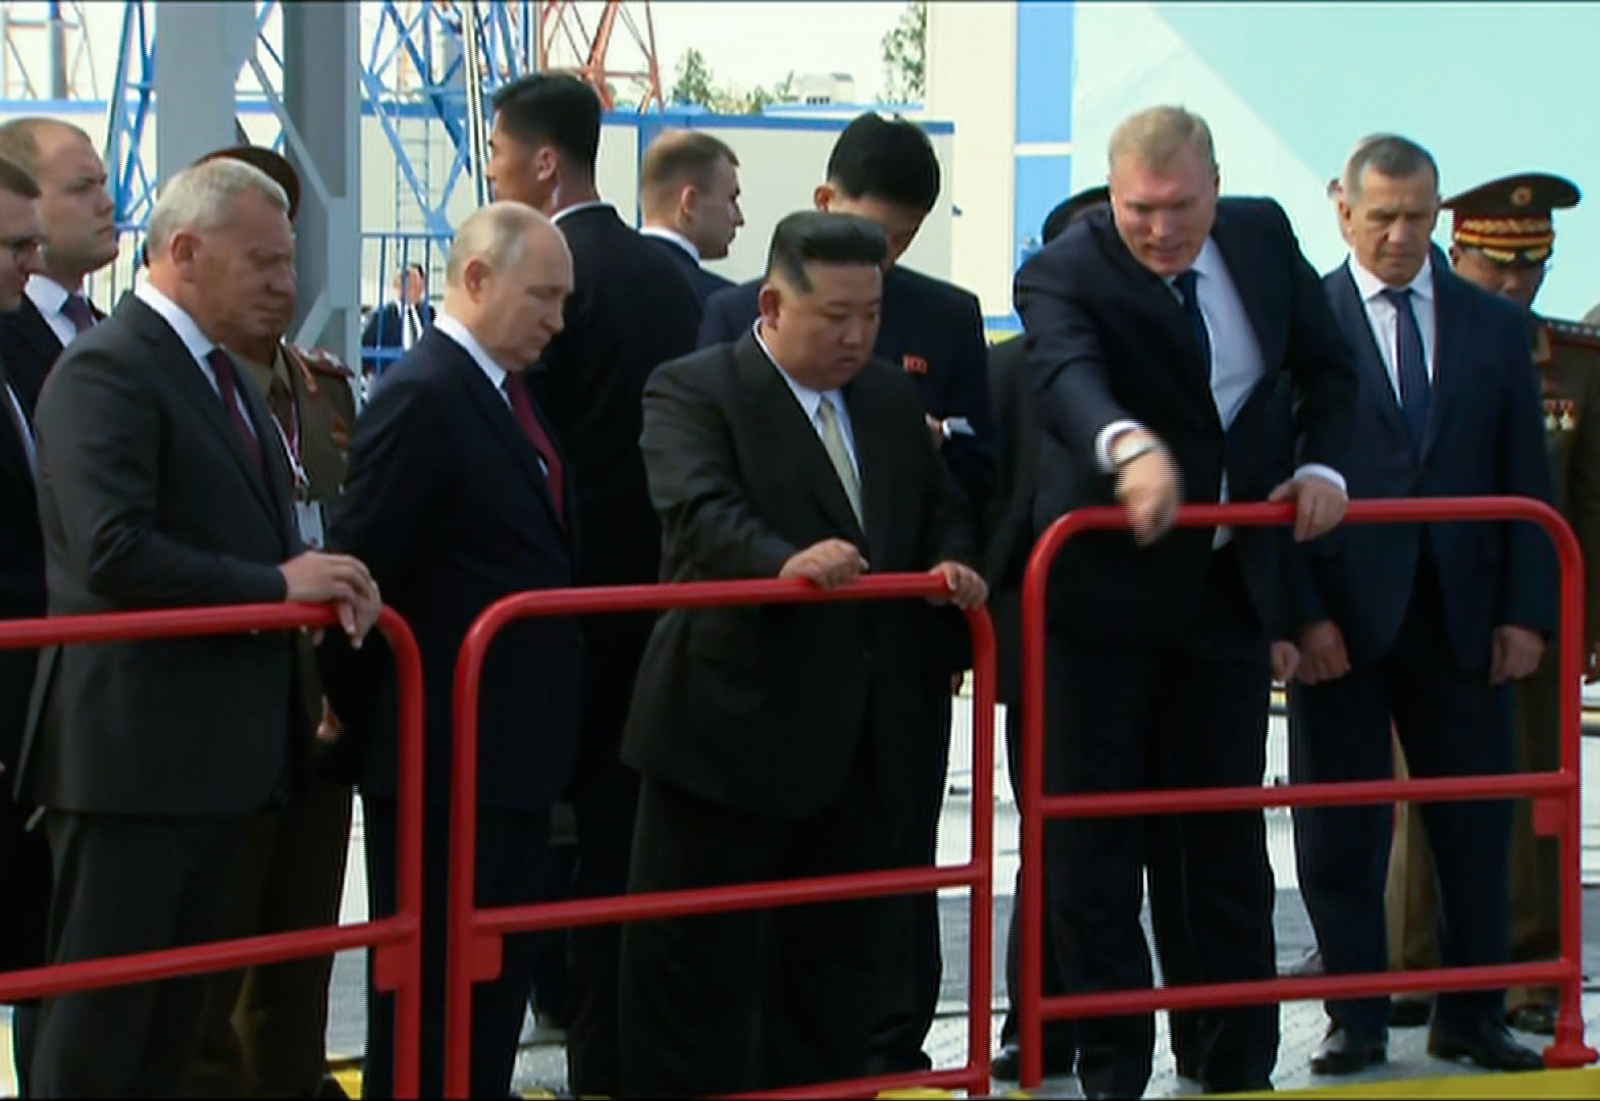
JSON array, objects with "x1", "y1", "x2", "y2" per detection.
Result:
[
  {"x1": 1272, "y1": 204, "x2": 1358, "y2": 473},
  {"x1": 1496, "y1": 321, "x2": 1559, "y2": 634},
  {"x1": 640, "y1": 360, "x2": 799, "y2": 578},
  {"x1": 1014, "y1": 244, "x2": 1133, "y2": 461},
  {"x1": 937, "y1": 291, "x2": 998, "y2": 541},
  {"x1": 35, "y1": 349, "x2": 288, "y2": 607},
  {"x1": 696, "y1": 288, "x2": 742, "y2": 350}
]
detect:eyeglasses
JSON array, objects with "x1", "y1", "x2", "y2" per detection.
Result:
[{"x1": 0, "y1": 235, "x2": 43, "y2": 259}]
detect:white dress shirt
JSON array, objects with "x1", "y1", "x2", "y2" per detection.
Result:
[
  {"x1": 1346, "y1": 252, "x2": 1438, "y2": 397},
  {"x1": 133, "y1": 282, "x2": 256, "y2": 441},
  {"x1": 434, "y1": 312, "x2": 548, "y2": 475},
  {"x1": 640, "y1": 225, "x2": 701, "y2": 262},
  {"x1": 752, "y1": 321, "x2": 860, "y2": 477},
  {"x1": 551, "y1": 200, "x2": 612, "y2": 224},
  {"x1": 25, "y1": 274, "x2": 85, "y2": 349}
]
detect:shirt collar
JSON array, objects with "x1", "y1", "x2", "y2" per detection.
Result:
[
  {"x1": 133, "y1": 281, "x2": 220, "y2": 366},
  {"x1": 434, "y1": 311, "x2": 508, "y2": 392},
  {"x1": 1163, "y1": 237, "x2": 1222, "y2": 293},
  {"x1": 551, "y1": 200, "x2": 612, "y2": 225},
  {"x1": 750, "y1": 320, "x2": 841, "y2": 421},
  {"x1": 25, "y1": 273, "x2": 74, "y2": 317},
  {"x1": 639, "y1": 224, "x2": 700, "y2": 262},
  {"x1": 1347, "y1": 250, "x2": 1435, "y2": 304}
]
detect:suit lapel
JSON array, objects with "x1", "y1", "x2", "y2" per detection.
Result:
[
  {"x1": 840, "y1": 372, "x2": 894, "y2": 567},
  {"x1": 0, "y1": 364, "x2": 35, "y2": 504},
  {"x1": 440, "y1": 332, "x2": 565, "y2": 533},
  {"x1": 732, "y1": 335, "x2": 866, "y2": 543},
  {"x1": 1209, "y1": 208, "x2": 1276, "y2": 366},
  {"x1": 1423, "y1": 268, "x2": 1466, "y2": 458},
  {"x1": 1329, "y1": 266, "x2": 1412, "y2": 449},
  {"x1": 6, "y1": 298, "x2": 64, "y2": 414},
  {"x1": 122, "y1": 298, "x2": 286, "y2": 531}
]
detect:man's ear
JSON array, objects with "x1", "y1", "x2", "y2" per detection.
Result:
[
  {"x1": 813, "y1": 183, "x2": 835, "y2": 213},
  {"x1": 757, "y1": 279, "x2": 783, "y2": 325}
]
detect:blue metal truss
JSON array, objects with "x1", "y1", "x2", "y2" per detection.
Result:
[{"x1": 102, "y1": 0, "x2": 538, "y2": 237}]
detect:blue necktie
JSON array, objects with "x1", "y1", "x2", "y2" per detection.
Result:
[
  {"x1": 1381, "y1": 287, "x2": 1430, "y2": 446},
  {"x1": 1173, "y1": 269, "x2": 1212, "y2": 378}
]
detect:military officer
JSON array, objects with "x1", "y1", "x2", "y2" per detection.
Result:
[
  {"x1": 180, "y1": 144, "x2": 359, "y2": 1100},
  {"x1": 1387, "y1": 172, "x2": 1600, "y2": 1037}
]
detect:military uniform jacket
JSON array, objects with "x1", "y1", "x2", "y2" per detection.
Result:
[{"x1": 1533, "y1": 316, "x2": 1600, "y2": 641}]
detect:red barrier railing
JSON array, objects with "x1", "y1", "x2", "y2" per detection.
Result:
[
  {"x1": 1017, "y1": 497, "x2": 1600, "y2": 1088},
  {"x1": 445, "y1": 575, "x2": 996, "y2": 1099},
  {"x1": 0, "y1": 603, "x2": 426, "y2": 1097}
]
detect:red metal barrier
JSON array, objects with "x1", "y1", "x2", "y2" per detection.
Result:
[
  {"x1": 445, "y1": 575, "x2": 997, "y2": 1099},
  {"x1": 1017, "y1": 497, "x2": 1600, "y2": 1089},
  {"x1": 0, "y1": 603, "x2": 426, "y2": 1097}
]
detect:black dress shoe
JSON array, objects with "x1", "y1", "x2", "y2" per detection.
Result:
[
  {"x1": 1389, "y1": 995, "x2": 1433, "y2": 1028},
  {"x1": 1310, "y1": 1024, "x2": 1387, "y2": 1076},
  {"x1": 1507, "y1": 1002, "x2": 1559, "y2": 1036},
  {"x1": 1429, "y1": 1018, "x2": 1545, "y2": 1071},
  {"x1": 991, "y1": 1040, "x2": 1075, "y2": 1081}
]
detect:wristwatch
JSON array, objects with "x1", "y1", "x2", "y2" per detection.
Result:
[{"x1": 1110, "y1": 430, "x2": 1159, "y2": 469}]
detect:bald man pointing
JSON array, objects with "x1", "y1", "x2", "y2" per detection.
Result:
[{"x1": 325, "y1": 201, "x2": 581, "y2": 1097}]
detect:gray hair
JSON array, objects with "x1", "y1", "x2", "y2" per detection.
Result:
[
  {"x1": 446, "y1": 201, "x2": 553, "y2": 285},
  {"x1": 1108, "y1": 106, "x2": 1218, "y2": 173},
  {"x1": 146, "y1": 157, "x2": 289, "y2": 258},
  {"x1": 1340, "y1": 133, "x2": 1438, "y2": 203}
]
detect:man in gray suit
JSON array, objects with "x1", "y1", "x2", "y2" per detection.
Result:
[{"x1": 16, "y1": 156, "x2": 380, "y2": 1098}]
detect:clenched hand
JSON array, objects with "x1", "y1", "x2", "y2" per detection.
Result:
[
  {"x1": 779, "y1": 538, "x2": 868, "y2": 590},
  {"x1": 280, "y1": 550, "x2": 381, "y2": 647}
]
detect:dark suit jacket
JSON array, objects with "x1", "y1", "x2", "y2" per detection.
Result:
[
  {"x1": 700, "y1": 266, "x2": 997, "y2": 526},
  {"x1": 0, "y1": 357, "x2": 43, "y2": 767},
  {"x1": 18, "y1": 295, "x2": 307, "y2": 817},
  {"x1": 531, "y1": 204, "x2": 701, "y2": 589},
  {"x1": 622, "y1": 333, "x2": 973, "y2": 821},
  {"x1": 360, "y1": 300, "x2": 436, "y2": 376},
  {"x1": 0, "y1": 294, "x2": 97, "y2": 417},
  {"x1": 641, "y1": 231, "x2": 734, "y2": 309},
  {"x1": 979, "y1": 334, "x2": 1036, "y2": 705},
  {"x1": 324, "y1": 328, "x2": 581, "y2": 810},
  {"x1": 1014, "y1": 198, "x2": 1357, "y2": 638},
  {"x1": 1298, "y1": 260, "x2": 1556, "y2": 667}
]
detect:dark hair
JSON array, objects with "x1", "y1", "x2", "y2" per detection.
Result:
[
  {"x1": 639, "y1": 130, "x2": 738, "y2": 213},
  {"x1": 1041, "y1": 185, "x2": 1110, "y2": 245},
  {"x1": 490, "y1": 74, "x2": 601, "y2": 174},
  {"x1": 0, "y1": 154, "x2": 40, "y2": 200},
  {"x1": 1342, "y1": 134, "x2": 1438, "y2": 202},
  {"x1": 765, "y1": 210, "x2": 887, "y2": 293},
  {"x1": 400, "y1": 261, "x2": 425, "y2": 279},
  {"x1": 825, "y1": 113, "x2": 940, "y2": 213}
]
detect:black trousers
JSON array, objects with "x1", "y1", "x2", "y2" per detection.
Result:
[
  {"x1": 618, "y1": 744, "x2": 896, "y2": 1097},
  {"x1": 562, "y1": 613, "x2": 650, "y2": 1098},
  {"x1": 29, "y1": 810, "x2": 248, "y2": 1098},
  {"x1": 1043, "y1": 545, "x2": 1278, "y2": 1095},
  {"x1": 1290, "y1": 554, "x2": 1514, "y2": 1037},
  {"x1": 361, "y1": 795, "x2": 550, "y2": 1100},
  {"x1": 867, "y1": 686, "x2": 953, "y2": 1071}
]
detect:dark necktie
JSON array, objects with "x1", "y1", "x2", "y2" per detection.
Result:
[
  {"x1": 502, "y1": 371, "x2": 566, "y2": 524},
  {"x1": 60, "y1": 293, "x2": 97, "y2": 336},
  {"x1": 206, "y1": 348, "x2": 264, "y2": 475},
  {"x1": 1173, "y1": 269, "x2": 1213, "y2": 378},
  {"x1": 1381, "y1": 286, "x2": 1430, "y2": 445}
]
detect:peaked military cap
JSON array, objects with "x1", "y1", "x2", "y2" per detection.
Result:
[{"x1": 1442, "y1": 172, "x2": 1579, "y2": 264}]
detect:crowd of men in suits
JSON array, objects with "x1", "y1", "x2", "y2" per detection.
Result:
[{"x1": 0, "y1": 76, "x2": 1591, "y2": 1101}]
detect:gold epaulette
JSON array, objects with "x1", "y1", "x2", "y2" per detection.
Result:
[{"x1": 1544, "y1": 317, "x2": 1600, "y2": 350}]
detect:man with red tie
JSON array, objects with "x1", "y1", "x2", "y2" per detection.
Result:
[
  {"x1": 0, "y1": 117, "x2": 118, "y2": 414},
  {"x1": 324, "y1": 201, "x2": 582, "y2": 1098}
]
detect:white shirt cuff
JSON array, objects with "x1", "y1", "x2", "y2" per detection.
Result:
[
  {"x1": 1094, "y1": 419, "x2": 1144, "y2": 472},
  {"x1": 1294, "y1": 463, "x2": 1347, "y2": 498}
]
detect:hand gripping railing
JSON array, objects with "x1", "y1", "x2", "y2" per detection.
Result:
[
  {"x1": 1017, "y1": 497, "x2": 1600, "y2": 1089},
  {"x1": 0, "y1": 603, "x2": 426, "y2": 1097},
  {"x1": 446, "y1": 574, "x2": 997, "y2": 1099}
]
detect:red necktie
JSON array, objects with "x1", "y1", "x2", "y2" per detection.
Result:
[
  {"x1": 206, "y1": 348, "x2": 264, "y2": 476},
  {"x1": 501, "y1": 372, "x2": 566, "y2": 525}
]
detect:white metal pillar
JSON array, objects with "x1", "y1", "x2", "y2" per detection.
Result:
[
  {"x1": 282, "y1": 2, "x2": 361, "y2": 363},
  {"x1": 153, "y1": 1, "x2": 255, "y2": 187}
]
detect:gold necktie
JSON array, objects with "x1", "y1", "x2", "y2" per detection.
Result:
[{"x1": 815, "y1": 397, "x2": 862, "y2": 525}]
